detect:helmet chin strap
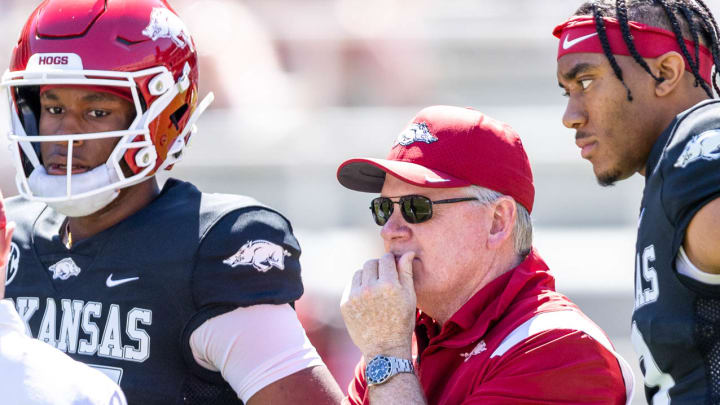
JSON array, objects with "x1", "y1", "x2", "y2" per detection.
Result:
[{"x1": 27, "y1": 164, "x2": 121, "y2": 217}]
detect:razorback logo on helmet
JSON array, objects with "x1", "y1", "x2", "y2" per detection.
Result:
[
  {"x1": 394, "y1": 122, "x2": 438, "y2": 147},
  {"x1": 674, "y1": 129, "x2": 720, "y2": 168},
  {"x1": 142, "y1": 7, "x2": 194, "y2": 51},
  {"x1": 48, "y1": 258, "x2": 82, "y2": 280},
  {"x1": 26, "y1": 53, "x2": 83, "y2": 72},
  {"x1": 223, "y1": 240, "x2": 291, "y2": 272},
  {"x1": 4, "y1": 242, "x2": 19, "y2": 286}
]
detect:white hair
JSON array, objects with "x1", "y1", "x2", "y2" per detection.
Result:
[{"x1": 466, "y1": 185, "x2": 533, "y2": 258}]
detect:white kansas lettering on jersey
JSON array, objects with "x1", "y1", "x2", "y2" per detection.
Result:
[
  {"x1": 635, "y1": 245, "x2": 659, "y2": 310},
  {"x1": 7, "y1": 297, "x2": 151, "y2": 363}
]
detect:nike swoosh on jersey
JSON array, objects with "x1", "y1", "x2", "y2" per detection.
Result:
[
  {"x1": 563, "y1": 32, "x2": 599, "y2": 50},
  {"x1": 106, "y1": 274, "x2": 140, "y2": 288}
]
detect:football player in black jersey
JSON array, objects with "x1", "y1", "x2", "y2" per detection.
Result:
[
  {"x1": 554, "y1": 0, "x2": 720, "y2": 403},
  {"x1": 0, "y1": 1, "x2": 342, "y2": 404}
]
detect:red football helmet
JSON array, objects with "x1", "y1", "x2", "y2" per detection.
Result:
[{"x1": 1, "y1": 0, "x2": 213, "y2": 216}]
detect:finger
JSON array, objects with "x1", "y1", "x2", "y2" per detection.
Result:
[
  {"x1": 0, "y1": 222, "x2": 14, "y2": 269},
  {"x1": 378, "y1": 252, "x2": 399, "y2": 284},
  {"x1": 340, "y1": 269, "x2": 362, "y2": 307},
  {"x1": 361, "y1": 259, "x2": 379, "y2": 286},
  {"x1": 0, "y1": 189, "x2": 6, "y2": 230},
  {"x1": 397, "y1": 251, "x2": 416, "y2": 289}
]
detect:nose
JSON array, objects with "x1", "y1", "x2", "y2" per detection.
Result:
[
  {"x1": 562, "y1": 96, "x2": 587, "y2": 129},
  {"x1": 380, "y1": 206, "x2": 411, "y2": 244},
  {"x1": 50, "y1": 115, "x2": 84, "y2": 147}
]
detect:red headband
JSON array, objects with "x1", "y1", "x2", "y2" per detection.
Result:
[
  {"x1": 39, "y1": 85, "x2": 134, "y2": 103},
  {"x1": 553, "y1": 16, "x2": 713, "y2": 84}
]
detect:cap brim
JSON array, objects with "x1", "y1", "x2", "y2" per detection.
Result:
[{"x1": 337, "y1": 158, "x2": 471, "y2": 193}]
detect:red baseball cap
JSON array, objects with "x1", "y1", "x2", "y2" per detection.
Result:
[{"x1": 336, "y1": 105, "x2": 535, "y2": 212}]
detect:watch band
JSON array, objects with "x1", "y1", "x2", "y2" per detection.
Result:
[{"x1": 391, "y1": 357, "x2": 414, "y2": 374}]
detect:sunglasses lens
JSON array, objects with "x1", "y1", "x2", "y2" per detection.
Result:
[
  {"x1": 371, "y1": 197, "x2": 393, "y2": 226},
  {"x1": 401, "y1": 196, "x2": 432, "y2": 224}
]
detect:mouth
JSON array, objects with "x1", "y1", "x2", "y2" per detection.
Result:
[
  {"x1": 578, "y1": 141, "x2": 597, "y2": 159},
  {"x1": 575, "y1": 136, "x2": 597, "y2": 160},
  {"x1": 46, "y1": 163, "x2": 91, "y2": 175}
]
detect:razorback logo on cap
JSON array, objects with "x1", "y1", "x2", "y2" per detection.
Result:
[{"x1": 394, "y1": 122, "x2": 438, "y2": 147}]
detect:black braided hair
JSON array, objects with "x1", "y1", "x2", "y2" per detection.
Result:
[
  {"x1": 692, "y1": 0, "x2": 720, "y2": 93},
  {"x1": 592, "y1": 3, "x2": 635, "y2": 100},
  {"x1": 616, "y1": 0, "x2": 666, "y2": 83},
  {"x1": 655, "y1": 0, "x2": 714, "y2": 96},
  {"x1": 574, "y1": 0, "x2": 720, "y2": 99}
]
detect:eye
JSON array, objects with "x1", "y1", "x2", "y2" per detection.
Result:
[
  {"x1": 88, "y1": 109, "x2": 110, "y2": 118},
  {"x1": 45, "y1": 106, "x2": 63, "y2": 115},
  {"x1": 580, "y1": 79, "x2": 593, "y2": 90}
]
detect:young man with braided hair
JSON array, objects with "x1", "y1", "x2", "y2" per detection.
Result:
[{"x1": 555, "y1": 0, "x2": 720, "y2": 403}]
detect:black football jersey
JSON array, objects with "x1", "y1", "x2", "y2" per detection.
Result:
[
  {"x1": 633, "y1": 99, "x2": 720, "y2": 404},
  {"x1": 3, "y1": 178, "x2": 304, "y2": 405}
]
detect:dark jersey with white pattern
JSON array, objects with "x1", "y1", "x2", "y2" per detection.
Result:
[
  {"x1": 3, "y1": 179, "x2": 304, "y2": 405},
  {"x1": 633, "y1": 100, "x2": 720, "y2": 404}
]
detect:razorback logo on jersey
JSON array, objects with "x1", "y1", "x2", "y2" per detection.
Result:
[
  {"x1": 394, "y1": 122, "x2": 438, "y2": 147},
  {"x1": 674, "y1": 129, "x2": 720, "y2": 168},
  {"x1": 223, "y1": 240, "x2": 291, "y2": 272},
  {"x1": 142, "y1": 7, "x2": 194, "y2": 51},
  {"x1": 4, "y1": 242, "x2": 19, "y2": 286},
  {"x1": 48, "y1": 258, "x2": 81, "y2": 280}
]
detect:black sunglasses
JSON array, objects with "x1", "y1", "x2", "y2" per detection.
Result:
[{"x1": 370, "y1": 195, "x2": 478, "y2": 226}]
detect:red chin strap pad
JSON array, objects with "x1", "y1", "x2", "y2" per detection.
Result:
[{"x1": 554, "y1": 16, "x2": 713, "y2": 84}]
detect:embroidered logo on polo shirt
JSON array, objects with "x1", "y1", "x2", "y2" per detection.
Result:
[
  {"x1": 394, "y1": 122, "x2": 438, "y2": 147},
  {"x1": 48, "y1": 258, "x2": 81, "y2": 280},
  {"x1": 460, "y1": 340, "x2": 486, "y2": 362},
  {"x1": 223, "y1": 240, "x2": 291, "y2": 272}
]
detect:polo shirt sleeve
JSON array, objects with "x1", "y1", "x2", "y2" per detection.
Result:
[
  {"x1": 344, "y1": 358, "x2": 369, "y2": 405},
  {"x1": 462, "y1": 329, "x2": 627, "y2": 404}
]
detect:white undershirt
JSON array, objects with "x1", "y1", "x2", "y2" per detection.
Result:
[
  {"x1": 676, "y1": 246, "x2": 720, "y2": 285},
  {"x1": 190, "y1": 304, "x2": 324, "y2": 403},
  {"x1": 0, "y1": 300, "x2": 127, "y2": 405}
]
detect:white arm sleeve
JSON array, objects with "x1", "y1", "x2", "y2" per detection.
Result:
[
  {"x1": 189, "y1": 304, "x2": 325, "y2": 403},
  {"x1": 677, "y1": 246, "x2": 720, "y2": 285}
]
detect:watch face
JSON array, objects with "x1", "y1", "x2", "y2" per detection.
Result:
[{"x1": 366, "y1": 356, "x2": 392, "y2": 384}]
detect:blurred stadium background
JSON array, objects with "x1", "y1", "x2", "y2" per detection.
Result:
[{"x1": 2, "y1": 1, "x2": 718, "y2": 402}]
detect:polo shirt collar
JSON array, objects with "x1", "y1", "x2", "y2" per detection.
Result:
[{"x1": 417, "y1": 249, "x2": 554, "y2": 349}]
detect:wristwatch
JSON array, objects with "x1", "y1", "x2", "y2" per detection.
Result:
[{"x1": 365, "y1": 355, "x2": 414, "y2": 385}]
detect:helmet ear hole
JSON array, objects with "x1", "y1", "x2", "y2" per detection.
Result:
[{"x1": 169, "y1": 103, "x2": 189, "y2": 131}]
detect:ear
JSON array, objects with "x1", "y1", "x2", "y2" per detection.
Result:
[
  {"x1": 653, "y1": 51, "x2": 686, "y2": 97},
  {"x1": 486, "y1": 197, "x2": 516, "y2": 250}
]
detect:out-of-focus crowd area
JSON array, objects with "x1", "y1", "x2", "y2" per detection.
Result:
[{"x1": 0, "y1": 0, "x2": 718, "y2": 399}]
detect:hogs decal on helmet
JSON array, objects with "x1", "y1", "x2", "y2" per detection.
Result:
[{"x1": 0, "y1": 0, "x2": 214, "y2": 217}]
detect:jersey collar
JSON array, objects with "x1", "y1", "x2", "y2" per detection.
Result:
[{"x1": 416, "y1": 248, "x2": 556, "y2": 349}]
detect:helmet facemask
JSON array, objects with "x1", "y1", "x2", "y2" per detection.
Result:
[{"x1": 1, "y1": 57, "x2": 213, "y2": 217}]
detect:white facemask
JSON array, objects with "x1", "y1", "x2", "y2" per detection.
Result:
[{"x1": 27, "y1": 164, "x2": 121, "y2": 217}]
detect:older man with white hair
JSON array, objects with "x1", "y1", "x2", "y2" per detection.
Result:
[{"x1": 337, "y1": 105, "x2": 635, "y2": 404}]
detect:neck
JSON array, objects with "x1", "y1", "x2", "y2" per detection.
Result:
[
  {"x1": 638, "y1": 90, "x2": 710, "y2": 177},
  {"x1": 66, "y1": 178, "x2": 160, "y2": 243},
  {"x1": 425, "y1": 249, "x2": 521, "y2": 325}
]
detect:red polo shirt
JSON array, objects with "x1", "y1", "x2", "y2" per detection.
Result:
[{"x1": 345, "y1": 249, "x2": 633, "y2": 404}]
